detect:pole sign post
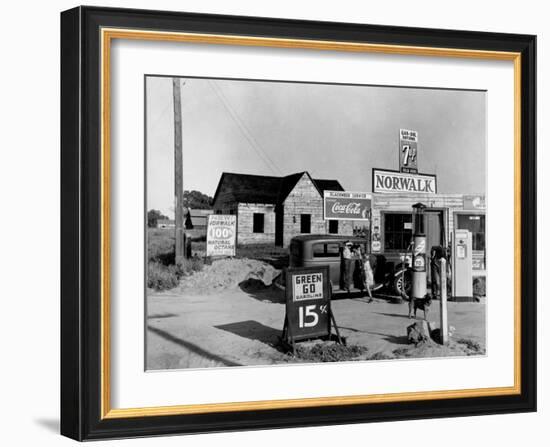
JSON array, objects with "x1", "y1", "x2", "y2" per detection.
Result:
[
  {"x1": 399, "y1": 128, "x2": 418, "y2": 174},
  {"x1": 206, "y1": 214, "x2": 236, "y2": 257},
  {"x1": 323, "y1": 191, "x2": 371, "y2": 220},
  {"x1": 282, "y1": 266, "x2": 343, "y2": 351}
]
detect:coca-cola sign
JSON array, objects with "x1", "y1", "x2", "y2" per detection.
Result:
[{"x1": 324, "y1": 191, "x2": 371, "y2": 221}]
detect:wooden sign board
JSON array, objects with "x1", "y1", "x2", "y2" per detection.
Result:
[
  {"x1": 399, "y1": 128, "x2": 418, "y2": 174},
  {"x1": 323, "y1": 190, "x2": 371, "y2": 221},
  {"x1": 206, "y1": 214, "x2": 236, "y2": 257},
  {"x1": 284, "y1": 266, "x2": 331, "y2": 342},
  {"x1": 372, "y1": 168, "x2": 437, "y2": 194}
]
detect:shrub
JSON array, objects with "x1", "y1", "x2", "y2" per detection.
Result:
[
  {"x1": 293, "y1": 343, "x2": 368, "y2": 362},
  {"x1": 147, "y1": 229, "x2": 176, "y2": 264},
  {"x1": 147, "y1": 255, "x2": 208, "y2": 291},
  {"x1": 180, "y1": 255, "x2": 206, "y2": 276},
  {"x1": 473, "y1": 276, "x2": 486, "y2": 297},
  {"x1": 146, "y1": 229, "x2": 210, "y2": 291},
  {"x1": 147, "y1": 261, "x2": 180, "y2": 291},
  {"x1": 456, "y1": 338, "x2": 482, "y2": 353},
  {"x1": 368, "y1": 351, "x2": 394, "y2": 361}
]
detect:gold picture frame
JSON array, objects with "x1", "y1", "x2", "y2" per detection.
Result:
[{"x1": 61, "y1": 6, "x2": 536, "y2": 440}]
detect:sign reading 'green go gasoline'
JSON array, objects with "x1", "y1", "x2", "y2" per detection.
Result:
[{"x1": 284, "y1": 266, "x2": 331, "y2": 342}]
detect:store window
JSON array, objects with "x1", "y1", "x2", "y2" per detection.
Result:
[
  {"x1": 300, "y1": 214, "x2": 311, "y2": 233},
  {"x1": 253, "y1": 213, "x2": 264, "y2": 233},
  {"x1": 328, "y1": 220, "x2": 338, "y2": 234},
  {"x1": 456, "y1": 214, "x2": 485, "y2": 251},
  {"x1": 384, "y1": 213, "x2": 413, "y2": 250}
]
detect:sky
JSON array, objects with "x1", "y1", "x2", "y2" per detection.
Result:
[{"x1": 146, "y1": 76, "x2": 486, "y2": 218}]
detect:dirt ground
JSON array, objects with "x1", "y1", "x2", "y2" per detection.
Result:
[{"x1": 146, "y1": 273, "x2": 486, "y2": 370}]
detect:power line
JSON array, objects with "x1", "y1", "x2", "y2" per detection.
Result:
[{"x1": 208, "y1": 80, "x2": 282, "y2": 175}]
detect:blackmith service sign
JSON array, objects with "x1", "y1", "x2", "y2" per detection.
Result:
[
  {"x1": 324, "y1": 191, "x2": 371, "y2": 220},
  {"x1": 372, "y1": 168, "x2": 437, "y2": 194}
]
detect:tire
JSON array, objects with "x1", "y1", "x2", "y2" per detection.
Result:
[{"x1": 393, "y1": 268, "x2": 412, "y2": 298}]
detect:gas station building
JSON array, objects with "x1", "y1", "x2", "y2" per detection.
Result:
[
  {"x1": 212, "y1": 170, "x2": 486, "y2": 287},
  {"x1": 370, "y1": 191, "x2": 486, "y2": 293},
  {"x1": 211, "y1": 129, "x2": 486, "y2": 296}
]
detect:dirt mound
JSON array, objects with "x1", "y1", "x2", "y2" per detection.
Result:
[
  {"x1": 290, "y1": 342, "x2": 368, "y2": 363},
  {"x1": 177, "y1": 258, "x2": 281, "y2": 295},
  {"x1": 392, "y1": 338, "x2": 485, "y2": 358}
]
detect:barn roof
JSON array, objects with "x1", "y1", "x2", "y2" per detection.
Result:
[
  {"x1": 313, "y1": 179, "x2": 345, "y2": 194},
  {"x1": 212, "y1": 171, "x2": 345, "y2": 206},
  {"x1": 189, "y1": 209, "x2": 214, "y2": 217},
  {"x1": 212, "y1": 173, "x2": 282, "y2": 205}
]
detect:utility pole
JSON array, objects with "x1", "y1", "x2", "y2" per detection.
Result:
[{"x1": 173, "y1": 77, "x2": 185, "y2": 267}]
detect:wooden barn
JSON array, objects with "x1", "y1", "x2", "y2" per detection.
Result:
[
  {"x1": 212, "y1": 171, "x2": 354, "y2": 247},
  {"x1": 188, "y1": 209, "x2": 213, "y2": 229}
]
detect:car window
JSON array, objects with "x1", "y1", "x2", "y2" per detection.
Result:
[{"x1": 313, "y1": 243, "x2": 340, "y2": 258}]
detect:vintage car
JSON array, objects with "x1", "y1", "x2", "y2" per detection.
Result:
[{"x1": 288, "y1": 234, "x2": 412, "y2": 296}]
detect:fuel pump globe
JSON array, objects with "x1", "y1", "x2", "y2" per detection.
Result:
[{"x1": 412, "y1": 202, "x2": 426, "y2": 234}]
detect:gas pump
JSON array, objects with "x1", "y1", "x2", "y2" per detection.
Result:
[
  {"x1": 411, "y1": 203, "x2": 427, "y2": 300},
  {"x1": 452, "y1": 229, "x2": 473, "y2": 301}
]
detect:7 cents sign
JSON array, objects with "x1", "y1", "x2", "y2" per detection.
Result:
[
  {"x1": 399, "y1": 128, "x2": 418, "y2": 173},
  {"x1": 206, "y1": 214, "x2": 236, "y2": 257},
  {"x1": 284, "y1": 266, "x2": 331, "y2": 342}
]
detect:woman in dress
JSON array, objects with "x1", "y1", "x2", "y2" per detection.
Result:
[{"x1": 362, "y1": 251, "x2": 374, "y2": 303}]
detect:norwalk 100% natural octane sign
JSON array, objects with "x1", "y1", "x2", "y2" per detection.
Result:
[
  {"x1": 283, "y1": 266, "x2": 336, "y2": 344},
  {"x1": 206, "y1": 214, "x2": 236, "y2": 257}
]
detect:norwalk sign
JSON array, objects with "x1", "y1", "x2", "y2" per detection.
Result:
[{"x1": 372, "y1": 169, "x2": 437, "y2": 194}]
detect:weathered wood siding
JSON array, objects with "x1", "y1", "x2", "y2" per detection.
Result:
[
  {"x1": 282, "y1": 173, "x2": 352, "y2": 247},
  {"x1": 236, "y1": 203, "x2": 276, "y2": 245},
  {"x1": 212, "y1": 205, "x2": 238, "y2": 215}
]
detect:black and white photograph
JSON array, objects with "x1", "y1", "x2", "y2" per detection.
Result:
[
  {"x1": 0, "y1": 0, "x2": 542, "y2": 443},
  {"x1": 145, "y1": 76, "x2": 487, "y2": 370}
]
